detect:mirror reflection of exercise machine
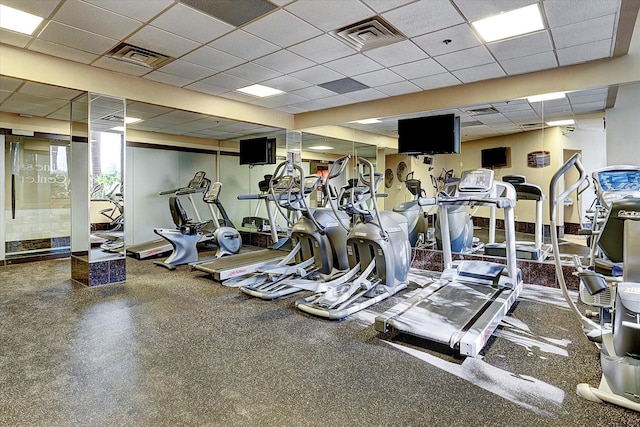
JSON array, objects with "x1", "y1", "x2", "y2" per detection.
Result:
[
  {"x1": 192, "y1": 173, "x2": 294, "y2": 282},
  {"x1": 126, "y1": 171, "x2": 208, "y2": 259},
  {"x1": 375, "y1": 169, "x2": 523, "y2": 357}
]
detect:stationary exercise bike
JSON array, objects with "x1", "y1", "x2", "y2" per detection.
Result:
[
  {"x1": 550, "y1": 153, "x2": 640, "y2": 412},
  {"x1": 154, "y1": 178, "x2": 241, "y2": 269}
]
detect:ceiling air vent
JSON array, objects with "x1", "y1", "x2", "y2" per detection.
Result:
[
  {"x1": 331, "y1": 16, "x2": 405, "y2": 52},
  {"x1": 108, "y1": 43, "x2": 171, "y2": 69},
  {"x1": 464, "y1": 107, "x2": 499, "y2": 116}
]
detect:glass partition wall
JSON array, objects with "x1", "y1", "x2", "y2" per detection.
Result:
[{"x1": 70, "y1": 93, "x2": 126, "y2": 286}]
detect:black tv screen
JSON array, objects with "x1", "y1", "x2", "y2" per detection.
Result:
[
  {"x1": 481, "y1": 147, "x2": 508, "y2": 168},
  {"x1": 397, "y1": 113, "x2": 460, "y2": 155},
  {"x1": 239, "y1": 137, "x2": 276, "y2": 165}
]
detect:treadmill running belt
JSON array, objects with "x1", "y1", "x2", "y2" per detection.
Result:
[{"x1": 389, "y1": 281, "x2": 500, "y2": 344}]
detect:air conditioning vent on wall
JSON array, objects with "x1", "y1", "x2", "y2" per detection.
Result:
[
  {"x1": 331, "y1": 16, "x2": 405, "y2": 52},
  {"x1": 108, "y1": 43, "x2": 172, "y2": 69}
]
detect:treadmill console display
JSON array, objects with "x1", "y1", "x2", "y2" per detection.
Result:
[
  {"x1": 303, "y1": 175, "x2": 321, "y2": 194},
  {"x1": 596, "y1": 170, "x2": 640, "y2": 191},
  {"x1": 458, "y1": 169, "x2": 494, "y2": 192}
]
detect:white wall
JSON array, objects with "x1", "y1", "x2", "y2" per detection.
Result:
[{"x1": 606, "y1": 82, "x2": 640, "y2": 166}]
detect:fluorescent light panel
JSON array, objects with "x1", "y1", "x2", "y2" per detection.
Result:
[
  {"x1": 237, "y1": 84, "x2": 283, "y2": 98},
  {"x1": 526, "y1": 92, "x2": 566, "y2": 102},
  {"x1": 0, "y1": 5, "x2": 43, "y2": 35},
  {"x1": 124, "y1": 117, "x2": 142, "y2": 124},
  {"x1": 547, "y1": 119, "x2": 575, "y2": 126},
  {"x1": 472, "y1": 3, "x2": 544, "y2": 43},
  {"x1": 351, "y1": 118, "x2": 382, "y2": 124},
  {"x1": 308, "y1": 145, "x2": 334, "y2": 151}
]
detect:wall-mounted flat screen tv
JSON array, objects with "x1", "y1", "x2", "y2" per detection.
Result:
[
  {"x1": 397, "y1": 113, "x2": 460, "y2": 155},
  {"x1": 481, "y1": 146, "x2": 509, "y2": 168},
  {"x1": 239, "y1": 137, "x2": 276, "y2": 165}
]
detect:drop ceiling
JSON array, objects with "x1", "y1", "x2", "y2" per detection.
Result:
[{"x1": 0, "y1": 0, "x2": 638, "y2": 146}]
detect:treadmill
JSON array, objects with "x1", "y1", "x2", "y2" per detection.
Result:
[
  {"x1": 126, "y1": 171, "x2": 208, "y2": 260},
  {"x1": 192, "y1": 174, "x2": 294, "y2": 282},
  {"x1": 375, "y1": 169, "x2": 523, "y2": 357},
  {"x1": 484, "y1": 175, "x2": 549, "y2": 260}
]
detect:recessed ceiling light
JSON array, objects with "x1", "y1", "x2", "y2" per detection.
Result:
[
  {"x1": 351, "y1": 118, "x2": 382, "y2": 124},
  {"x1": 526, "y1": 92, "x2": 566, "y2": 102},
  {"x1": 0, "y1": 5, "x2": 43, "y2": 35},
  {"x1": 124, "y1": 117, "x2": 142, "y2": 124},
  {"x1": 472, "y1": 3, "x2": 544, "y2": 43},
  {"x1": 308, "y1": 145, "x2": 334, "y2": 151},
  {"x1": 547, "y1": 119, "x2": 575, "y2": 126},
  {"x1": 110, "y1": 126, "x2": 126, "y2": 132},
  {"x1": 237, "y1": 84, "x2": 283, "y2": 98}
]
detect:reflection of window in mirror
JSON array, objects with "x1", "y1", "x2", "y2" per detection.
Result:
[{"x1": 90, "y1": 132, "x2": 122, "y2": 200}]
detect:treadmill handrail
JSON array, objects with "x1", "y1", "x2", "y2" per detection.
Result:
[{"x1": 438, "y1": 196, "x2": 516, "y2": 209}]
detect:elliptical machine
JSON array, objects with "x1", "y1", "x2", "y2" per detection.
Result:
[
  {"x1": 295, "y1": 156, "x2": 410, "y2": 320},
  {"x1": 229, "y1": 159, "x2": 351, "y2": 300},
  {"x1": 550, "y1": 154, "x2": 640, "y2": 412}
]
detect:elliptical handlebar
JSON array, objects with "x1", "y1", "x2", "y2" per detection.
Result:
[
  {"x1": 325, "y1": 155, "x2": 352, "y2": 232},
  {"x1": 269, "y1": 160, "x2": 299, "y2": 228},
  {"x1": 549, "y1": 153, "x2": 587, "y2": 221},
  {"x1": 356, "y1": 157, "x2": 386, "y2": 239}
]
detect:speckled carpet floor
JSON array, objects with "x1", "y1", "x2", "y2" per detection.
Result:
[{"x1": 1, "y1": 256, "x2": 638, "y2": 426}]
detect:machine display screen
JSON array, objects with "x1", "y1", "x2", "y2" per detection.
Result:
[{"x1": 597, "y1": 170, "x2": 640, "y2": 191}]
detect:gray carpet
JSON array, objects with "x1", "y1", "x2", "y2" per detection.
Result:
[{"x1": 1, "y1": 257, "x2": 638, "y2": 426}]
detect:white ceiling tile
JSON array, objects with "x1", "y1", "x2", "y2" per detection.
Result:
[
  {"x1": 2, "y1": 0, "x2": 59, "y2": 18},
  {"x1": 289, "y1": 65, "x2": 345, "y2": 85},
  {"x1": 254, "y1": 50, "x2": 316, "y2": 74},
  {"x1": 276, "y1": 105, "x2": 309, "y2": 114},
  {"x1": 364, "y1": 40, "x2": 428, "y2": 67},
  {"x1": 544, "y1": 0, "x2": 621, "y2": 27},
  {"x1": 488, "y1": 31, "x2": 553, "y2": 61},
  {"x1": 143, "y1": 71, "x2": 193, "y2": 87},
  {"x1": 557, "y1": 39, "x2": 612, "y2": 66},
  {"x1": 243, "y1": 10, "x2": 323, "y2": 48},
  {"x1": 435, "y1": 46, "x2": 494, "y2": 71},
  {"x1": 344, "y1": 88, "x2": 387, "y2": 102},
  {"x1": 184, "y1": 81, "x2": 228, "y2": 96},
  {"x1": 412, "y1": 24, "x2": 482, "y2": 56},
  {"x1": 92, "y1": 56, "x2": 151, "y2": 76},
  {"x1": 291, "y1": 86, "x2": 335, "y2": 99},
  {"x1": 225, "y1": 62, "x2": 282, "y2": 82},
  {"x1": 382, "y1": 0, "x2": 465, "y2": 38},
  {"x1": 390, "y1": 58, "x2": 447, "y2": 80},
  {"x1": 411, "y1": 72, "x2": 461, "y2": 90},
  {"x1": 208, "y1": 30, "x2": 279, "y2": 61},
  {"x1": 126, "y1": 25, "x2": 200, "y2": 58},
  {"x1": 157, "y1": 60, "x2": 217, "y2": 80},
  {"x1": 150, "y1": 3, "x2": 234, "y2": 44},
  {"x1": 83, "y1": 0, "x2": 174, "y2": 22},
  {"x1": 181, "y1": 46, "x2": 245, "y2": 71},
  {"x1": 452, "y1": 63, "x2": 506, "y2": 83},
  {"x1": 52, "y1": 0, "x2": 142, "y2": 40},
  {"x1": 199, "y1": 73, "x2": 253, "y2": 90},
  {"x1": 453, "y1": 0, "x2": 535, "y2": 21},
  {"x1": 28, "y1": 39, "x2": 99, "y2": 64},
  {"x1": 376, "y1": 80, "x2": 422, "y2": 96},
  {"x1": 500, "y1": 51, "x2": 558, "y2": 75},
  {"x1": 288, "y1": 34, "x2": 356, "y2": 63},
  {"x1": 361, "y1": 0, "x2": 416, "y2": 14},
  {"x1": 260, "y1": 75, "x2": 311, "y2": 92},
  {"x1": 0, "y1": 76, "x2": 24, "y2": 92},
  {"x1": 126, "y1": 101, "x2": 174, "y2": 118},
  {"x1": 20, "y1": 82, "x2": 83, "y2": 100},
  {"x1": 353, "y1": 69, "x2": 404, "y2": 87},
  {"x1": 249, "y1": 93, "x2": 308, "y2": 108},
  {"x1": 551, "y1": 14, "x2": 616, "y2": 49},
  {"x1": 285, "y1": 0, "x2": 374, "y2": 32},
  {"x1": 308, "y1": 94, "x2": 355, "y2": 109},
  {"x1": 324, "y1": 54, "x2": 383, "y2": 76},
  {"x1": 155, "y1": 109, "x2": 209, "y2": 123},
  {"x1": 39, "y1": 21, "x2": 118, "y2": 55},
  {"x1": 0, "y1": 29, "x2": 31, "y2": 48}
]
